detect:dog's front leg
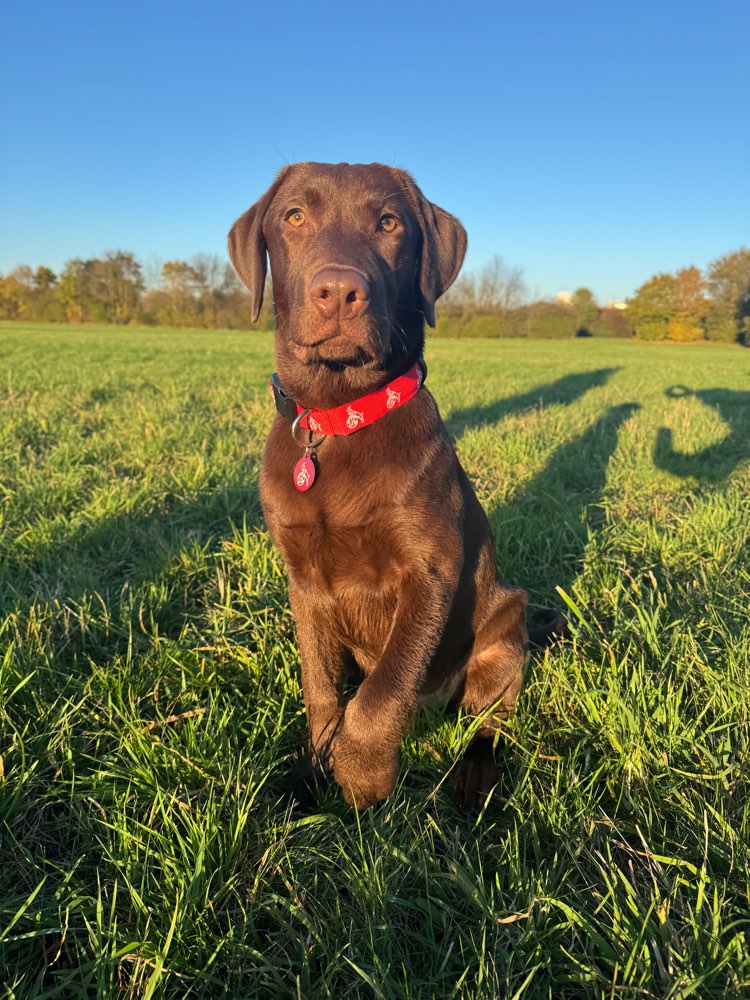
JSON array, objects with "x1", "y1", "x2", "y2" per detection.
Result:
[
  {"x1": 289, "y1": 587, "x2": 348, "y2": 772},
  {"x1": 333, "y1": 570, "x2": 457, "y2": 808},
  {"x1": 289, "y1": 585, "x2": 348, "y2": 772}
]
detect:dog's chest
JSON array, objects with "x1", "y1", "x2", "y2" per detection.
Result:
[
  {"x1": 262, "y1": 429, "x2": 413, "y2": 584},
  {"x1": 272, "y1": 502, "x2": 404, "y2": 665},
  {"x1": 270, "y1": 498, "x2": 405, "y2": 597}
]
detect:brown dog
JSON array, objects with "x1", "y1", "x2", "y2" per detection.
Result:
[{"x1": 229, "y1": 162, "x2": 529, "y2": 810}]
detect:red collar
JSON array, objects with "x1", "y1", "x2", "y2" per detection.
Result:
[{"x1": 270, "y1": 359, "x2": 426, "y2": 438}]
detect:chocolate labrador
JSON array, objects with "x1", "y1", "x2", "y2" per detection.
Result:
[{"x1": 229, "y1": 162, "x2": 540, "y2": 810}]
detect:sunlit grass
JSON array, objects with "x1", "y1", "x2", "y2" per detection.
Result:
[{"x1": 1, "y1": 323, "x2": 749, "y2": 997}]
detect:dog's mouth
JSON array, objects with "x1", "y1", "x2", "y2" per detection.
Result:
[
  {"x1": 291, "y1": 318, "x2": 383, "y2": 367},
  {"x1": 292, "y1": 336, "x2": 373, "y2": 367},
  {"x1": 292, "y1": 332, "x2": 337, "y2": 358}
]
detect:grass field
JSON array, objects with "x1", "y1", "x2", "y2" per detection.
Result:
[{"x1": 1, "y1": 322, "x2": 749, "y2": 999}]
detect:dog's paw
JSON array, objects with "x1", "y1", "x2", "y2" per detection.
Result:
[
  {"x1": 335, "y1": 764, "x2": 398, "y2": 809},
  {"x1": 453, "y1": 739, "x2": 500, "y2": 812},
  {"x1": 332, "y1": 731, "x2": 399, "y2": 810}
]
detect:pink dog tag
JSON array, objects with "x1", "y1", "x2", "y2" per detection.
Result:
[{"x1": 293, "y1": 453, "x2": 317, "y2": 492}]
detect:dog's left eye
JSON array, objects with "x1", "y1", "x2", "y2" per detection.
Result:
[
  {"x1": 379, "y1": 215, "x2": 399, "y2": 233},
  {"x1": 288, "y1": 210, "x2": 306, "y2": 227}
]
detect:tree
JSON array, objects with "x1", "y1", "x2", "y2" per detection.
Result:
[
  {"x1": 34, "y1": 266, "x2": 57, "y2": 291},
  {"x1": 570, "y1": 287, "x2": 599, "y2": 335},
  {"x1": 191, "y1": 253, "x2": 224, "y2": 296},
  {"x1": 192, "y1": 253, "x2": 231, "y2": 327},
  {"x1": 439, "y1": 272, "x2": 476, "y2": 314},
  {"x1": 627, "y1": 273, "x2": 676, "y2": 340},
  {"x1": 142, "y1": 260, "x2": 201, "y2": 326},
  {"x1": 525, "y1": 300, "x2": 577, "y2": 339},
  {"x1": 30, "y1": 266, "x2": 61, "y2": 320},
  {"x1": 594, "y1": 307, "x2": 633, "y2": 338},
  {"x1": 475, "y1": 256, "x2": 527, "y2": 311},
  {"x1": 57, "y1": 259, "x2": 89, "y2": 322},
  {"x1": 216, "y1": 263, "x2": 265, "y2": 329},
  {"x1": 439, "y1": 256, "x2": 526, "y2": 314},
  {"x1": 705, "y1": 248, "x2": 750, "y2": 343},
  {"x1": 0, "y1": 271, "x2": 28, "y2": 319},
  {"x1": 56, "y1": 253, "x2": 143, "y2": 323},
  {"x1": 87, "y1": 251, "x2": 144, "y2": 324},
  {"x1": 668, "y1": 266, "x2": 709, "y2": 341},
  {"x1": 138, "y1": 256, "x2": 259, "y2": 329}
]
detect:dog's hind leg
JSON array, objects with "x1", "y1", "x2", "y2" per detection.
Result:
[{"x1": 453, "y1": 586, "x2": 529, "y2": 811}]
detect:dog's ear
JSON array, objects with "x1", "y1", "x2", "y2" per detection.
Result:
[
  {"x1": 398, "y1": 171, "x2": 468, "y2": 327},
  {"x1": 228, "y1": 166, "x2": 291, "y2": 323}
]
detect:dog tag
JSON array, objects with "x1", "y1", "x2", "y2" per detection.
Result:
[{"x1": 293, "y1": 452, "x2": 317, "y2": 492}]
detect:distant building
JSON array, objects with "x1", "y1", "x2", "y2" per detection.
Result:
[{"x1": 556, "y1": 292, "x2": 628, "y2": 310}]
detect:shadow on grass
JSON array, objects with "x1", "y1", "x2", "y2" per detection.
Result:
[
  {"x1": 1, "y1": 477, "x2": 262, "y2": 662},
  {"x1": 445, "y1": 367, "x2": 619, "y2": 436},
  {"x1": 654, "y1": 385, "x2": 750, "y2": 483},
  {"x1": 4, "y1": 482, "x2": 260, "y2": 605},
  {"x1": 488, "y1": 402, "x2": 640, "y2": 625}
]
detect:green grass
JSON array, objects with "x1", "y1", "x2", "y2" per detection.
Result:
[{"x1": 1, "y1": 321, "x2": 748, "y2": 998}]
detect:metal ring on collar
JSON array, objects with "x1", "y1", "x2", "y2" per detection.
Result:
[{"x1": 291, "y1": 409, "x2": 327, "y2": 449}]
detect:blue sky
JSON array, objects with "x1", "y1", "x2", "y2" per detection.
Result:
[{"x1": 2, "y1": 0, "x2": 748, "y2": 303}]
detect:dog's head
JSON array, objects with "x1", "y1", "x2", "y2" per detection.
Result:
[{"x1": 228, "y1": 162, "x2": 466, "y2": 393}]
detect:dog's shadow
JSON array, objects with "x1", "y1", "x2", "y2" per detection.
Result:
[
  {"x1": 445, "y1": 367, "x2": 620, "y2": 437},
  {"x1": 654, "y1": 385, "x2": 750, "y2": 483},
  {"x1": 488, "y1": 401, "x2": 640, "y2": 606},
  {"x1": 445, "y1": 365, "x2": 635, "y2": 620}
]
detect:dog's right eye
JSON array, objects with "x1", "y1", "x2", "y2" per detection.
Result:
[{"x1": 287, "y1": 210, "x2": 306, "y2": 227}]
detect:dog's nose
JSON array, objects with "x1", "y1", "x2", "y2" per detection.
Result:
[{"x1": 310, "y1": 269, "x2": 370, "y2": 320}]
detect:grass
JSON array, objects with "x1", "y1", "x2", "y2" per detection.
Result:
[{"x1": 0, "y1": 321, "x2": 748, "y2": 998}]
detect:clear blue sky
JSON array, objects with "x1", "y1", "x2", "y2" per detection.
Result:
[{"x1": 2, "y1": 0, "x2": 748, "y2": 303}]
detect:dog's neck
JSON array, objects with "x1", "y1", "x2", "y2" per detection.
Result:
[{"x1": 274, "y1": 315, "x2": 425, "y2": 410}]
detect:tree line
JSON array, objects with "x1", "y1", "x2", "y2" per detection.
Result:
[
  {"x1": 0, "y1": 253, "x2": 265, "y2": 330},
  {"x1": 436, "y1": 249, "x2": 750, "y2": 343},
  {"x1": 1, "y1": 247, "x2": 748, "y2": 343},
  {"x1": 626, "y1": 251, "x2": 750, "y2": 343}
]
